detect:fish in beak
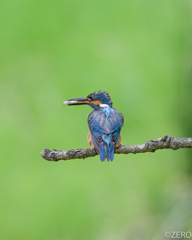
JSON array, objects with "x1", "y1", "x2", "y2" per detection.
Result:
[{"x1": 63, "y1": 97, "x2": 89, "y2": 106}]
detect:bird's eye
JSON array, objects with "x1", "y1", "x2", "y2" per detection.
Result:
[{"x1": 87, "y1": 97, "x2": 92, "y2": 101}]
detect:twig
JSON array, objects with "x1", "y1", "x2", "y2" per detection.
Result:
[{"x1": 40, "y1": 135, "x2": 192, "y2": 162}]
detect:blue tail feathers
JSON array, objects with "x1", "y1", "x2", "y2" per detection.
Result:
[{"x1": 99, "y1": 134, "x2": 114, "y2": 162}]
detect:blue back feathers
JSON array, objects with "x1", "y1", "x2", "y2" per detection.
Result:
[{"x1": 88, "y1": 105, "x2": 124, "y2": 162}]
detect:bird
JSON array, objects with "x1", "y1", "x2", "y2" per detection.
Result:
[{"x1": 63, "y1": 91, "x2": 124, "y2": 161}]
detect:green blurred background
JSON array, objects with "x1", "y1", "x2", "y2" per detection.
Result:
[{"x1": 0, "y1": 0, "x2": 192, "y2": 239}]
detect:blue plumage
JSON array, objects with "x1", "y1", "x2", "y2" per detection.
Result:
[
  {"x1": 64, "y1": 91, "x2": 124, "y2": 162},
  {"x1": 88, "y1": 104, "x2": 124, "y2": 161}
]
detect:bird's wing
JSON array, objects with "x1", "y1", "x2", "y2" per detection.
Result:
[
  {"x1": 108, "y1": 110, "x2": 124, "y2": 147},
  {"x1": 88, "y1": 110, "x2": 103, "y2": 153},
  {"x1": 88, "y1": 109, "x2": 124, "y2": 152}
]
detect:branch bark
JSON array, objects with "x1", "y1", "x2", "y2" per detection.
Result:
[{"x1": 40, "y1": 135, "x2": 192, "y2": 162}]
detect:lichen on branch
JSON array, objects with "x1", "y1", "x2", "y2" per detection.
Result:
[{"x1": 40, "y1": 135, "x2": 192, "y2": 162}]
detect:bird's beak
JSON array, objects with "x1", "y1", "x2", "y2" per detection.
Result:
[{"x1": 63, "y1": 97, "x2": 89, "y2": 106}]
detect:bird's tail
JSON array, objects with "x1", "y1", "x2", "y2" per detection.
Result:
[{"x1": 99, "y1": 134, "x2": 114, "y2": 162}]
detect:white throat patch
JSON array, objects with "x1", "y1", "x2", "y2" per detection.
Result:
[{"x1": 99, "y1": 104, "x2": 109, "y2": 108}]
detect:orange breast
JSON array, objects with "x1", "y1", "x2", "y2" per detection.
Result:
[
  {"x1": 117, "y1": 134, "x2": 122, "y2": 147},
  {"x1": 87, "y1": 130, "x2": 95, "y2": 149}
]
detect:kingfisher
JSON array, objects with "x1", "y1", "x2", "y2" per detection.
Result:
[{"x1": 63, "y1": 91, "x2": 124, "y2": 161}]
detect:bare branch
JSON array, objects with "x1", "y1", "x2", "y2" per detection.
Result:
[{"x1": 40, "y1": 135, "x2": 192, "y2": 162}]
